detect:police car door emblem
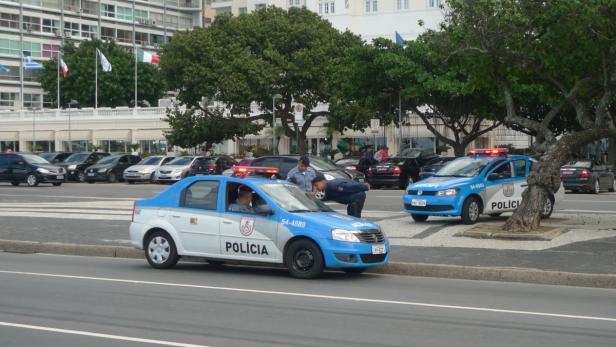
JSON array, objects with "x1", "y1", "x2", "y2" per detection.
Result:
[
  {"x1": 503, "y1": 183, "x2": 515, "y2": 197},
  {"x1": 240, "y1": 216, "x2": 256, "y2": 236},
  {"x1": 417, "y1": 190, "x2": 423, "y2": 195}
]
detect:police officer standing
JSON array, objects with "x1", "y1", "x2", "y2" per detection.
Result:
[
  {"x1": 287, "y1": 156, "x2": 317, "y2": 192},
  {"x1": 311, "y1": 175, "x2": 369, "y2": 218}
]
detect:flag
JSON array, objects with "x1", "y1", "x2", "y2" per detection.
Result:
[
  {"x1": 136, "y1": 48, "x2": 160, "y2": 65},
  {"x1": 23, "y1": 56, "x2": 45, "y2": 70},
  {"x1": 0, "y1": 64, "x2": 9, "y2": 73},
  {"x1": 395, "y1": 31, "x2": 405, "y2": 48},
  {"x1": 60, "y1": 56, "x2": 68, "y2": 78},
  {"x1": 96, "y1": 48, "x2": 112, "y2": 72}
]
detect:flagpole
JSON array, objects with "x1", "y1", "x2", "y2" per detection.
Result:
[
  {"x1": 133, "y1": 0, "x2": 137, "y2": 111},
  {"x1": 95, "y1": 48, "x2": 98, "y2": 108},
  {"x1": 58, "y1": 0, "x2": 64, "y2": 111},
  {"x1": 19, "y1": 1, "x2": 24, "y2": 110}
]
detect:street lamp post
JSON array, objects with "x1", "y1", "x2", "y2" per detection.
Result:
[
  {"x1": 272, "y1": 94, "x2": 282, "y2": 155},
  {"x1": 67, "y1": 100, "x2": 78, "y2": 152}
]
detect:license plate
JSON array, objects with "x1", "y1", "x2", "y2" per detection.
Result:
[
  {"x1": 411, "y1": 199, "x2": 427, "y2": 207},
  {"x1": 372, "y1": 244, "x2": 386, "y2": 255},
  {"x1": 159, "y1": 176, "x2": 170, "y2": 179},
  {"x1": 377, "y1": 166, "x2": 388, "y2": 172},
  {"x1": 87, "y1": 172, "x2": 95, "y2": 176},
  {"x1": 560, "y1": 170, "x2": 574, "y2": 175},
  {"x1": 127, "y1": 173, "x2": 138, "y2": 177},
  {"x1": 56, "y1": 175, "x2": 64, "y2": 180}
]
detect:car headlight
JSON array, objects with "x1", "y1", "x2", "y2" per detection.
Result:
[
  {"x1": 331, "y1": 229, "x2": 361, "y2": 243},
  {"x1": 36, "y1": 168, "x2": 50, "y2": 174},
  {"x1": 324, "y1": 173, "x2": 335, "y2": 181},
  {"x1": 436, "y1": 188, "x2": 459, "y2": 196},
  {"x1": 98, "y1": 168, "x2": 108, "y2": 173},
  {"x1": 68, "y1": 165, "x2": 77, "y2": 170}
]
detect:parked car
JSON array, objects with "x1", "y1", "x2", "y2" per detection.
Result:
[
  {"x1": 418, "y1": 157, "x2": 457, "y2": 181},
  {"x1": 58, "y1": 152, "x2": 111, "y2": 182},
  {"x1": 155, "y1": 156, "x2": 237, "y2": 183},
  {"x1": 84, "y1": 154, "x2": 141, "y2": 183},
  {"x1": 249, "y1": 156, "x2": 358, "y2": 182},
  {"x1": 123, "y1": 156, "x2": 176, "y2": 183},
  {"x1": 560, "y1": 160, "x2": 615, "y2": 194},
  {"x1": 335, "y1": 157, "x2": 376, "y2": 175},
  {"x1": 223, "y1": 158, "x2": 254, "y2": 176},
  {"x1": 367, "y1": 154, "x2": 439, "y2": 189},
  {"x1": 38, "y1": 152, "x2": 73, "y2": 164},
  {"x1": 0, "y1": 153, "x2": 66, "y2": 187}
]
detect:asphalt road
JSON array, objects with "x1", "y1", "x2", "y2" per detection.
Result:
[{"x1": 0, "y1": 252, "x2": 615, "y2": 347}]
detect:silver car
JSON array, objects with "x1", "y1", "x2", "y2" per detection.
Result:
[
  {"x1": 123, "y1": 156, "x2": 176, "y2": 184},
  {"x1": 154, "y1": 156, "x2": 200, "y2": 183}
]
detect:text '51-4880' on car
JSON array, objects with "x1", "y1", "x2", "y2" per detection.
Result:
[
  {"x1": 130, "y1": 174, "x2": 389, "y2": 279},
  {"x1": 403, "y1": 148, "x2": 565, "y2": 225}
]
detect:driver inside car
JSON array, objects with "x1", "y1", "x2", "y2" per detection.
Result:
[{"x1": 228, "y1": 186, "x2": 255, "y2": 214}]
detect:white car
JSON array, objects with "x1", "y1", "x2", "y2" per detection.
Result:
[
  {"x1": 154, "y1": 156, "x2": 202, "y2": 183},
  {"x1": 123, "y1": 156, "x2": 175, "y2": 183}
]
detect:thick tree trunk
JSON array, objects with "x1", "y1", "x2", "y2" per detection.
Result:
[{"x1": 453, "y1": 143, "x2": 467, "y2": 157}]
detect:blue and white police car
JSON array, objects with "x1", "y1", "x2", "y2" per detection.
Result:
[
  {"x1": 403, "y1": 148, "x2": 564, "y2": 224},
  {"x1": 129, "y1": 172, "x2": 389, "y2": 278}
]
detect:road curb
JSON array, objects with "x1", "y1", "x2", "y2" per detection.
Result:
[{"x1": 1, "y1": 239, "x2": 615, "y2": 289}]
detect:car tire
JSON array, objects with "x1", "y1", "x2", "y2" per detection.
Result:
[
  {"x1": 149, "y1": 173, "x2": 156, "y2": 183},
  {"x1": 108, "y1": 172, "x2": 117, "y2": 183},
  {"x1": 25, "y1": 174, "x2": 39, "y2": 187},
  {"x1": 541, "y1": 195, "x2": 555, "y2": 219},
  {"x1": 145, "y1": 230, "x2": 179, "y2": 269},
  {"x1": 593, "y1": 180, "x2": 601, "y2": 194},
  {"x1": 52, "y1": 182, "x2": 62, "y2": 186},
  {"x1": 285, "y1": 239, "x2": 324, "y2": 279},
  {"x1": 461, "y1": 196, "x2": 481, "y2": 225},
  {"x1": 10, "y1": 182, "x2": 19, "y2": 186},
  {"x1": 343, "y1": 267, "x2": 366, "y2": 275},
  {"x1": 411, "y1": 214, "x2": 429, "y2": 222},
  {"x1": 488, "y1": 213, "x2": 502, "y2": 217},
  {"x1": 609, "y1": 179, "x2": 615, "y2": 193},
  {"x1": 77, "y1": 171, "x2": 86, "y2": 183}
]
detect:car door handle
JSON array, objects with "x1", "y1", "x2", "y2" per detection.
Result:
[{"x1": 222, "y1": 220, "x2": 233, "y2": 224}]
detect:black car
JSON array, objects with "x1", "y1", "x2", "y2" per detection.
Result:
[
  {"x1": 0, "y1": 153, "x2": 66, "y2": 187},
  {"x1": 58, "y1": 152, "x2": 111, "y2": 182},
  {"x1": 367, "y1": 155, "x2": 439, "y2": 189},
  {"x1": 249, "y1": 155, "x2": 359, "y2": 181},
  {"x1": 38, "y1": 152, "x2": 73, "y2": 164},
  {"x1": 335, "y1": 157, "x2": 376, "y2": 175},
  {"x1": 418, "y1": 156, "x2": 457, "y2": 180},
  {"x1": 560, "y1": 160, "x2": 615, "y2": 194},
  {"x1": 187, "y1": 156, "x2": 238, "y2": 176},
  {"x1": 85, "y1": 154, "x2": 142, "y2": 183}
]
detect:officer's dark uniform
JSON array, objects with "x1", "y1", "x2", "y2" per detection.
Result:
[{"x1": 323, "y1": 179, "x2": 368, "y2": 218}]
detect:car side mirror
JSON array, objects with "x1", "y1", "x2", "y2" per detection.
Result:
[{"x1": 255, "y1": 206, "x2": 274, "y2": 216}]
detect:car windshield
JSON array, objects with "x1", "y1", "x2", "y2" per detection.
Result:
[
  {"x1": 97, "y1": 156, "x2": 119, "y2": 165},
  {"x1": 259, "y1": 183, "x2": 333, "y2": 213},
  {"x1": 564, "y1": 161, "x2": 592, "y2": 168},
  {"x1": 38, "y1": 153, "x2": 55, "y2": 161},
  {"x1": 167, "y1": 157, "x2": 193, "y2": 166},
  {"x1": 138, "y1": 156, "x2": 163, "y2": 165},
  {"x1": 22, "y1": 154, "x2": 50, "y2": 165},
  {"x1": 65, "y1": 153, "x2": 89, "y2": 162},
  {"x1": 310, "y1": 158, "x2": 339, "y2": 171},
  {"x1": 382, "y1": 157, "x2": 406, "y2": 166},
  {"x1": 435, "y1": 157, "x2": 492, "y2": 177}
]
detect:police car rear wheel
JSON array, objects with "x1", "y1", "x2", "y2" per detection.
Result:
[
  {"x1": 411, "y1": 214, "x2": 429, "y2": 222},
  {"x1": 286, "y1": 239, "x2": 324, "y2": 279},
  {"x1": 461, "y1": 197, "x2": 481, "y2": 225},
  {"x1": 145, "y1": 231, "x2": 179, "y2": 269}
]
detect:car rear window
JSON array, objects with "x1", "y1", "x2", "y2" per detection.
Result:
[{"x1": 564, "y1": 161, "x2": 592, "y2": 168}]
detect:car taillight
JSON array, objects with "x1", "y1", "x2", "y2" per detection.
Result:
[
  {"x1": 393, "y1": 166, "x2": 401, "y2": 175},
  {"x1": 580, "y1": 169, "x2": 590, "y2": 179},
  {"x1": 131, "y1": 201, "x2": 136, "y2": 222}
]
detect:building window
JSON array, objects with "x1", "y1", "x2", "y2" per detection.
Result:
[
  {"x1": 0, "y1": 66, "x2": 20, "y2": 81},
  {"x1": 63, "y1": 140, "x2": 92, "y2": 152},
  {"x1": 100, "y1": 4, "x2": 115, "y2": 18},
  {"x1": 81, "y1": 24, "x2": 97, "y2": 38},
  {"x1": 165, "y1": 14, "x2": 178, "y2": 28},
  {"x1": 42, "y1": 18, "x2": 61, "y2": 34},
  {"x1": 239, "y1": 7, "x2": 247, "y2": 14},
  {"x1": 140, "y1": 140, "x2": 168, "y2": 153},
  {"x1": 0, "y1": 39, "x2": 20, "y2": 56},
  {"x1": 23, "y1": 94, "x2": 42, "y2": 109},
  {"x1": 101, "y1": 27, "x2": 115, "y2": 41},
  {"x1": 23, "y1": 16, "x2": 41, "y2": 32},
  {"x1": 64, "y1": 21, "x2": 80, "y2": 37},
  {"x1": 22, "y1": 42, "x2": 42, "y2": 58},
  {"x1": 397, "y1": 0, "x2": 409, "y2": 10},
  {"x1": 116, "y1": 6, "x2": 133, "y2": 21},
  {"x1": 82, "y1": 0, "x2": 99, "y2": 15},
  {"x1": 150, "y1": 12, "x2": 163, "y2": 26},
  {"x1": 42, "y1": 44, "x2": 60, "y2": 58},
  {"x1": 0, "y1": 13, "x2": 19, "y2": 29},
  {"x1": 150, "y1": 33, "x2": 166, "y2": 45},
  {"x1": 318, "y1": 1, "x2": 335, "y2": 14},
  {"x1": 179, "y1": 16, "x2": 192, "y2": 29},
  {"x1": 365, "y1": 0, "x2": 377, "y2": 12},
  {"x1": 0, "y1": 92, "x2": 18, "y2": 107},
  {"x1": 135, "y1": 32, "x2": 148, "y2": 45},
  {"x1": 23, "y1": 68, "x2": 42, "y2": 82},
  {"x1": 116, "y1": 29, "x2": 132, "y2": 43},
  {"x1": 428, "y1": 0, "x2": 441, "y2": 8},
  {"x1": 134, "y1": 9, "x2": 148, "y2": 20},
  {"x1": 288, "y1": 0, "x2": 300, "y2": 7},
  {"x1": 99, "y1": 140, "x2": 128, "y2": 152},
  {"x1": 255, "y1": 4, "x2": 266, "y2": 10}
]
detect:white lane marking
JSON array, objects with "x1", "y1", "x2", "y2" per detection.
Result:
[
  {"x1": 0, "y1": 212, "x2": 129, "y2": 221},
  {"x1": 0, "y1": 194, "x2": 138, "y2": 201},
  {"x1": 558, "y1": 210, "x2": 616, "y2": 214},
  {"x1": 0, "y1": 321, "x2": 211, "y2": 347},
  {"x1": 0, "y1": 270, "x2": 614, "y2": 323},
  {"x1": 0, "y1": 208, "x2": 130, "y2": 215}
]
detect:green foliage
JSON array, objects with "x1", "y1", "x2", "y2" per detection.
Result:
[
  {"x1": 37, "y1": 39, "x2": 165, "y2": 108},
  {"x1": 160, "y1": 7, "x2": 361, "y2": 153}
]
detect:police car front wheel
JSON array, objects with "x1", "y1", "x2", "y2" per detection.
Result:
[
  {"x1": 145, "y1": 230, "x2": 179, "y2": 269},
  {"x1": 461, "y1": 197, "x2": 481, "y2": 225},
  {"x1": 285, "y1": 239, "x2": 324, "y2": 279}
]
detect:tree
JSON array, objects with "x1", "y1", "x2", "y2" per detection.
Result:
[
  {"x1": 444, "y1": 0, "x2": 616, "y2": 231},
  {"x1": 160, "y1": 7, "x2": 361, "y2": 154},
  {"x1": 164, "y1": 106, "x2": 263, "y2": 151},
  {"x1": 330, "y1": 36, "x2": 501, "y2": 157},
  {"x1": 37, "y1": 39, "x2": 165, "y2": 108}
]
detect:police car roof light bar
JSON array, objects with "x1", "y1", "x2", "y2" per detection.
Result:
[
  {"x1": 467, "y1": 148, "x2": 509, "y2": 156},
  {"x1": 232, "y1": 166, "x2": 280, "y2": 178}
]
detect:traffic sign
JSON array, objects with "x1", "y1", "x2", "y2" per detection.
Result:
[
  {"x1": 370, "y1": 118, "x2": 380, "y2": 135},
  {"x1": 294, "y1": 103, "x2": 304, "y2": 124}
]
